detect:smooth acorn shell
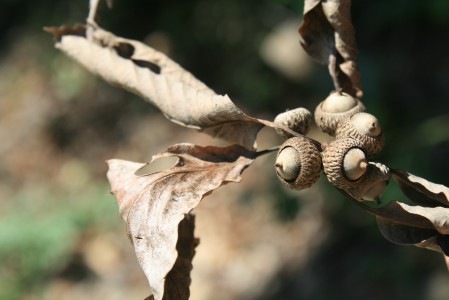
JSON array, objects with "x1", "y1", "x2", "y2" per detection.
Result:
[
  {"x1": 275, "y1": 137, "x2": 321, "y2": 190},
  {"x1": 314, "y1": 92, "x2": 366, "y2": 136},
  {"x1": 322, "y1": 138, "x2": 367, "y2": 189},
  {"x1": 274, "y1": 107, "x2": 312, "y2": 138},
  {"x1": 345, "y1": 162, "x2": 391, "y2": 201},
  {"x1": 335, "y1": 112, "x2": 385, "y2": 156}
]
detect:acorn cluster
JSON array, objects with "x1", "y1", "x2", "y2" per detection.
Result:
[{"x1": 273, "y1": 91, "x2": 390, "y2": 203}]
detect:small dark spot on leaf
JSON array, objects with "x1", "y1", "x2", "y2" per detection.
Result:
[
  {"x1": 113, "y1": 42, "x2": 161, "y2": 74},
  {"x1": 132, "y1": 59, "x2": 161, "y2": 74},
  {"x1": 135, "y1": 236, "x2": 143, "y2": 240},
  {"x1": 114, "y1": 42, "x2": 135, "y2": 58}
]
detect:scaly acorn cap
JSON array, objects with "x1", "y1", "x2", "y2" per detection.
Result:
[
  {"x1": 345, "y1": 162, "x2": 391, "y2": 202},
  {"x1": 274, "y1": 107, "x2": 312, "y2": 138},
  {"x1": 335, "y1": 112, "x2": 385, "y2": 156},
  {"x1": 322, "y1": 138, "x2": 368, "y2": 189},
  {"x1": 314, "y1": 91, "x2": 366, "y2": 136},
  {"x1": 275, "y1": 137, "x2": 321, "y2": 190}
]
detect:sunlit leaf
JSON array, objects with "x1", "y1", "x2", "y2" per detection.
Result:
[
  {"x1": 107, "y1": 144, "x2": 259, "y2": 300},
  {"x1": 397, "y1": 203, "x2": 449, "y2": 235},
  {"x1": 46, "y1": 25, "x2": 266, "y2": 149}
]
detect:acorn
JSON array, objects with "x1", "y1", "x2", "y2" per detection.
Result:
[
  {"x1": 322, "y1": 138, "x2": 368, "y2": 189},
  {"x1": 275, "y1": 137, "x2": 321, "y2": 190},
  {"x1": 345, "y1": 162, "x2": 391, "y2": 203},
  {"x1": 314, "y1": 91, "x2": 365, "y2": 136},
  {"x1": 274, "y1": 107, "x2": 312, "y2": 138},
  {"x1": 335, "y1": 112, "x2": 384, "y2": 156}
]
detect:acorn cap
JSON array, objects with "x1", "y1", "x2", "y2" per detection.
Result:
[
  {"x1": 274, "y1": 107, "x2": 312, "y2": 138},
  {"x1": 275, "y1": 137, "x2": 321, "y2": 190},
  {"x1": 335, "y1": 112, "x2": 385, "y2": 156},
  {"x1": 345, "y1": 162, "x2": 391, "y2": 202},
  {"x1": 314, "y1": 92, "x2": 366, "y2": 136},
  {"x1": 322, "y1": 138, "x2": 367, "y2": 189}
]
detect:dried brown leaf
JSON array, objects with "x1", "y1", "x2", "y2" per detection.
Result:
[
  {"x1": 341, "y1": 188, "x2": 449, "y2": 254},
  {"x1": 377, "y1": 217, "x2": 449, "y2": 255},
  {"x1": 107, "y1": 144, "x2": 258, "y2": 300},
  {"x1": 339, "y1": 189, "x2": 435, "y2": 229},
  {"x1": 47, "y1": 24, "x2": 266, "y2": 149},
  {"x1": 397, "y1": 203, "x2": 449, "y2": 235},
  {"x1": 377, "y1": 217, "x2": 439, "y2": 245},
  {"x1": 392, "y1": 169, "x2": 449, "y2": 207},
  {"x1": 144, "y1": 214, "x2": 198, "y2": 300},
  {"x1": 299, "y1": 0, "x2": 362, "y2": 98}
]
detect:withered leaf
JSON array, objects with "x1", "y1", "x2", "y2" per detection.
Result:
[
  {"x1": 47, "y1": 24, "x2": 268, "y2": 149},
  {"x1": 340, "y1": 192, "x2": 435, "y2": 229},
  {"x1": 299, "y1": 0, "x2": 362, "y2": 98},
  {"x1": 107, "y1": 144, "x2": 258, "y2": 300},
  {"x1": 392, "y1": 169, "x2": 449, "y2": 208},
  {"x1": 340, "y1": 188, "x2": 449, "y2": 254},
  {"x1": 377, "y1": 217, "x2": 439, "y2": 245},
  {"x1": 377, "y1": 217, "x2": 449, "y2": 255},
  {"x1": 397, "y1": 203, "x2": 449, "y2": 235},
  {"x1": 144, "y1": 214, "x2": 198, "y2": 300}
]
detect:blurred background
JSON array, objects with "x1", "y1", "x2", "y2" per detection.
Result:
[{"x1": 1, "y1": 0, "x2": 449, "y2": 299}]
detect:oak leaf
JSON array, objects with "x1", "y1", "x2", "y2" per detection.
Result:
[
  {"x1": 144, "y1": 214, "x2": 198, "y2": 300},
  {"x1": 340, "y1": 173, "x2": 449, "y2": 255},
  {"x1": 299, "y1": 0, "x2": 362, "y2": 98},
  {"x1": 46, "y1": 24, "x2": 276, "y2": 149},
  {"x1": 392, "y1": 169, "x2": 449, "y2": 207},
  {"x1": 377, "y1": 216, "x2": 449, "y2": 255},
  {"x1": 107, "y1": 144, "x2": 259, "y2": 300}
]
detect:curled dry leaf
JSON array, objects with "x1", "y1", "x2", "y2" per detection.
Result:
[
  {"x1": 392, "y1": 169, "x2": 449, "y2": 207},
  {"x1": 144, "y1": 214, "x2": 198, "y2": 300},
  {"x1": 397, "y1": 203, "x2": 449, "y2": 235},
  {"x1": 340, "y1": 187, "x2": 449, "y2": 254},
  {"x1": 340, "y1": 191, "x2": 435, "y2": 229},
  {"x1": 107, "y1": 144, "x2": 258, "y2": 300},
  {"x1": 46, "y1": 24, "x2": 266, "y2": 149},
  {"x1": 299, "y1": 0, "x2": 362, "y2": 98},
  {"x1": 377, "y1": 217, "x2": 449, "y2": 255}
]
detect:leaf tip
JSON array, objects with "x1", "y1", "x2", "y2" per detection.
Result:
[{"x1": 43, "y1": 23, "x2": 86, "y2": 42}]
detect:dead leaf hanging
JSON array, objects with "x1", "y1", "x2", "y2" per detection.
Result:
[
  {"x1": 144, "y1": 214, "x2": 198, "y2": 300},
  {"x1": 340, "y1": 179, "x2": 449, "y2": 255},
  {"x1": 377, "y1": 217, "x2": 449, "y2": 255},
  {"x1": 396, "y1": 203, "x2": 449, "y2": 235},
  {"x1": 392, "y1": 169, "x2": 449, "y2": 208},
  {"x1": 46, "y1": 24, "x2": 266, "y2": 149},
  {"x1": 107, "y1": 144, "x2": 260, "y2": 300},
  {"x1": 299, "y1": 0, "x2": 362, "y2": 98}
]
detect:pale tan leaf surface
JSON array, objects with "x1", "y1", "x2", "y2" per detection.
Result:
[
  {"x1": 107, "y1": 144, "x2": 258, "y2": 300},
  {"x1": 299, "y1": 0, "x2": 362, "y2": 98},
  {"x1": 145, "y1": 214, "x2": 198, "y2": 300},
  {"x1": 397, "y1": 203, "x2": 449, "y2": 235},
  {"x1": 46, "y1": 24, "x2": 266, "y2": 149},
  {"x1": 392, "y1": 169, "x2": 449, "y2": 207}
]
